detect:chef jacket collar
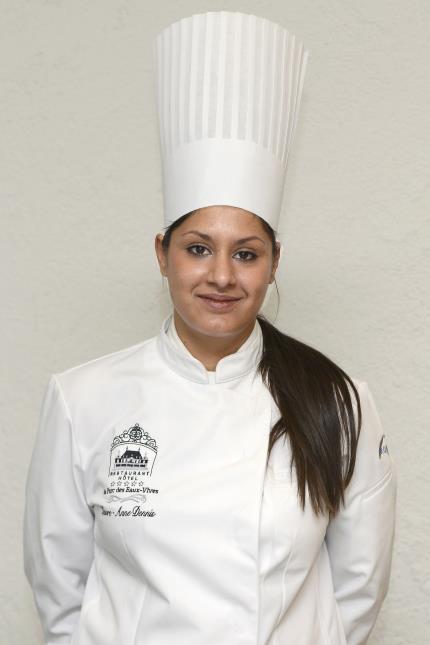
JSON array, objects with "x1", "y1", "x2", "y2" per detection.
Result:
[{"x1": 156, "y1": 310, "x2": 263, "y2": 384}]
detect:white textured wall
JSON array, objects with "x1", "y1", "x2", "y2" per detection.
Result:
[{"x1": 1, "y1": 1, "x2": 428, "y2": 643}]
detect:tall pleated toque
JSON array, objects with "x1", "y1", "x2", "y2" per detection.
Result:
[{"x1": 153, "y1": 11, "x2": 309, "y2": 231}]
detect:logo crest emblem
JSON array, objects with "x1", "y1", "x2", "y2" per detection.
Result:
[
  {"x1": 109, "y1": 422, "x2": 158, "y2": 476},
  {"x1": 378, "y1": 434, "x2": 389, "y2": 459},
  {"x1": 103, "y1": 423, "x2": 159, "y2": 513}
]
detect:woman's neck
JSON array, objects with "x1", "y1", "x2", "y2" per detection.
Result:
[{"x1": 172, "y1": 310, "x2": 256, "y2": 372}]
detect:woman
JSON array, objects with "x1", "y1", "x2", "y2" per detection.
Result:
[{"x1": 23, "y1": 10, "x2": 396, "y2": 645}]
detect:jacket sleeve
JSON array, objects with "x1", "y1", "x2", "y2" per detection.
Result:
[
  {"x1": 23, "y1": 373, "x2": 95, "y2": 645},
  {"x1": 325, "y1": 380, "x2": 397, "y2": 645}
]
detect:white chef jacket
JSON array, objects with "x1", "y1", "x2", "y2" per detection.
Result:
[{"x1": 23, "y1": 311, "x2": 397, "y2": 645}]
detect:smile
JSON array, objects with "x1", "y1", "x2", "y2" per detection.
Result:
[{"x1": 197, "y1": 296, "x2": 241, "y2": 311}]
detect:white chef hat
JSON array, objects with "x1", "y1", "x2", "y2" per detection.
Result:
[{"x1": 153, "y1": 10, "x2": 309, "y2": 235}]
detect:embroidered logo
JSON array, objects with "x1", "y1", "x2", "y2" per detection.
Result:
[
  {"x1": 378, "y1": 434, "x2": 389, "y2": 459},
  {"x1": 102, "y1": 423, "x2": 159, "y2": 517}
]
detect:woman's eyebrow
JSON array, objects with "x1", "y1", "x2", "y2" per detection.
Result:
[{"x1": 181, "y1": 230, "x2": 266, "y2": 245}]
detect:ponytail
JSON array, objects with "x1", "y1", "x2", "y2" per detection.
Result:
[{"x1": 256, "y1": 314, "x2": 361, "y2": 518}]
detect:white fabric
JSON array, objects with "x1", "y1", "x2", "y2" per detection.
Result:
[
  {"x1": 23, "y1": 311, "x2": 397, "y2": 645},
  {"x1": 166, "y1": 311, "x2": 260, "y2": 383},
  {"x1": 153, "y1": 11, "x2": 309, "y2": 230}
]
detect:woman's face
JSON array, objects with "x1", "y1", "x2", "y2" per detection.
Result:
[{"x1": 155, "y1": 205, "x2": 280, "y2": 339}]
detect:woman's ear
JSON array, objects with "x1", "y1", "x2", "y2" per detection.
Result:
[
  {"x1": 154, "y1": 233, "x2": 168, "y2": 277},
  {"x1": 270, "y1": 240, "x2": 282, "y2": 283}
]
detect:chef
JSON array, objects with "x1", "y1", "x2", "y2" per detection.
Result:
[{"x1": 23, "y1": 10, "x2": 397, "y2": 645}]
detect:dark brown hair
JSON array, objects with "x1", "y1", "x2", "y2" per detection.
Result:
[{"x1": 161, "y1": 210, "x2": 362, "y2": 518}]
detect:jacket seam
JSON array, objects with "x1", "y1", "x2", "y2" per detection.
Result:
[
  {"x1": 57, "y1": 337, "x2": 152, "y2": 378},
  {"x1": 315, "y1": 562, "x2": 333, "y2": 645},
  {"x1": 360, "y1": 468, "x2": 393, "y2": 502},
  {"x1": 275, "y1": 519, "x2": 299, "y2": 628},
  {"x1": 73, "y1": 550, "x2": 104, "y2": 633},
  {"x1": 52, "y1": 373, "x2": 85, "y2": 477}
]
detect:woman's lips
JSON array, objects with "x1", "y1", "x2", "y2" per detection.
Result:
[{"x1": 197, "y1": 295, "x2": 241, "y2": 311}]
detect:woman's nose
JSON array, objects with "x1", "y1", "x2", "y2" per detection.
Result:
[{"x1": 206, "y1": 252, "x2": 237, "y2": 286}]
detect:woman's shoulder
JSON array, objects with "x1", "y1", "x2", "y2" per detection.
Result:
[{"x1": 52, "y1": 332, "x2": 159, "y2": 407}]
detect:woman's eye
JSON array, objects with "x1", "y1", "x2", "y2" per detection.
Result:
[
  {"x1": 187, "y1": 244, "x2": 209, "y2": 256},
  {"x1": 186, "y1": 245, "x2": 257, "y2": 262},
  {"x1": 235, "y1": 250, "x2": 257, "y2": 262}
]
